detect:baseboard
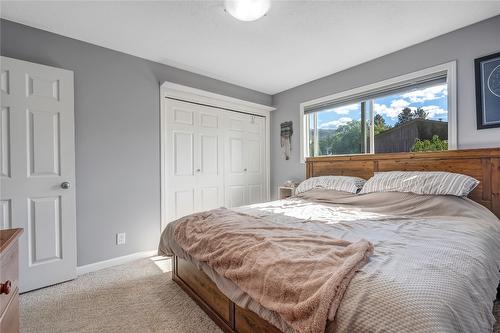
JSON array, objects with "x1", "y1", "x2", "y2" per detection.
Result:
[{"x1": 76, "y1": 250, "x2": 158, "y2": 275}]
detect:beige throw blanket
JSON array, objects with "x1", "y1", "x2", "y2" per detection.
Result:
[{"x1": 174, "y1": 208, "x2": 373, "y2": 333}]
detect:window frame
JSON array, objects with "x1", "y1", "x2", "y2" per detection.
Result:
[{"x1": 299, "y1": 61, "x2": 457, "y2": 163}]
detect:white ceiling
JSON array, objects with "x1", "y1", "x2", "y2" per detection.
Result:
[{"x1": 2, "y1": 1, "x2": 500, "y2": 95}]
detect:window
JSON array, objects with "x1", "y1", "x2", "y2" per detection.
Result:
[{"x1": 300, "y1": 62, "x2": 456, "y2": 161}]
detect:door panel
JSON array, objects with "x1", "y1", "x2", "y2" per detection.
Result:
[
  {"x1": 173, "y1": 131, "x2": 194, "y2": 176},
  {"x1": 200, "y1": 112, "x2": 218, "y2": 128},
  {"x1": 27, "y1": 109, "x2": 60, "y2": 177},
  {"x1": 29, "y1": 196, "x2": 62, "y2": 264},
  {"x1": 0, "y1": 199, "x2": 11, "y2": 229},
  {"x1": 200, "y1": 187, "x2": 219, "y2": 211},
  {"x1": 174, "y1": 190, "x2": 195, "y2": 219},
  {"x1": 0, "y1": 69, "x2": 9, "y2": 94},
  {"x1": 0, "y1": 56, "x2": 76, "y2": 292},
  {"x1": 246, "y1": 116, "x2": 263, "y2": 134},
  {"x1": 26, "y1": 75, "x2": 60, "y2": 101},
  {"x1": 248, "y1": 185, "x2": 262, "y2": 205},
  {"x1": 0, "y1": 107, "x2": 10, "y2": 178},
  {"x1": 246, "y1": 139, "x2": 261, "y2": 174},
  {"x1": 228, "y1": 118, "x2": 245, "y2": 132},
  {"x1": 200, "y1": 135, "x2": 218, "y2": 175},
  {"x1": 173, "y1": 107, "x2": 194, "y2": 126},
  {"x1": 228, "y1": 186, "x2": 246, "y2": 208},
  {"x1": 229, "y1": 137, "x2": 244, "y2": 173}
]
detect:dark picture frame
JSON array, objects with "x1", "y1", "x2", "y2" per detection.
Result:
[{"x1": 475, "y1": 52, "x2": 500, "y2": 129}]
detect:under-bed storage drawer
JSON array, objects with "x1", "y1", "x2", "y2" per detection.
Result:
[
  {"x1": 235, "y1": 305, "x2": 281, "y2": 333},
  {"x1": 176, "y1": 258, "x2": 231, "y2": 322}
]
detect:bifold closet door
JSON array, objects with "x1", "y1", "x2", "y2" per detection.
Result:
[
  {"x1": 165, "y1": 99, "x2": 224, "y2": 222},
  {"x1": 224, "y1": 112, "x2": 266, "y2": 208}
]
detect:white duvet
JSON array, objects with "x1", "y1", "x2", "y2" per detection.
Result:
[{"x1": 159, "y1": 190, "x2": 500, "y2": 332}]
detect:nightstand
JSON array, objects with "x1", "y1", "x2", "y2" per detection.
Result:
[{"x1": 278, "y1": 186, "x2": 296, "y2": 199}]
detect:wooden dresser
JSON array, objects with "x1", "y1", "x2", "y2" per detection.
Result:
[{"x1": 0, "y1": 229, "x2": 23, "y2": 333}]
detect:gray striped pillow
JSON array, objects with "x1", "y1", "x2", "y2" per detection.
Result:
[
  {"x1": 296, "y1": 176, "x2": 366, "y2": 194},
  {"x1": 359, "y1": 171, "x2": 479, "y2": 196}
]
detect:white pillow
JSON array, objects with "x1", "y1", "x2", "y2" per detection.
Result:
[
  {"x1": 296, "y1": 176, "x2": 366, "y2": 194},
  {"x1": 359, "y1": 171, "x2": 479, "y2": 197}
]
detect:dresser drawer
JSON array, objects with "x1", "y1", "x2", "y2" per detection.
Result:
[
  {"x1": 0, "y1": 242, "x2": 19, "y2": 318},
  {"x1": 0, "y1": 289, "x2": 19, "y2": 333}
]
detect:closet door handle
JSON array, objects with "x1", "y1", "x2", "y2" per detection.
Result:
[
  {"x1": 243, "y1": 168, "x2": 247, "y2": 172},
  {"x1": 196, "y1": 169, "x2": 201, "y2": 172}
]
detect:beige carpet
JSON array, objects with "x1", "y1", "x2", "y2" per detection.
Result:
[
  {"x1": 20, "y1": 257, "x2": 500, "y2": 333},
  {"x1": 20, "y1": 257, "x2": 222, "y2": 333}
]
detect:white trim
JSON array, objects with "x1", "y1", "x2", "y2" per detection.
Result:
[
  {"x1": 447, "y1": 61, "x2": 458, "y2": 149},
  {"x1": 160, "y1": 82, "x2": 274, "y2": 231},
  {"x1": 299, "y1": 61, "x2": 458, "y2": 163},
  {"x1": 76, "y1": 250, "x2": 157, "y2": 275},
  {"x1": 160, "y1": 91, "x2": 168, "y2": 233},
  {"x1": 161, "y1": 82, "x2": 275, "y2": 115}
]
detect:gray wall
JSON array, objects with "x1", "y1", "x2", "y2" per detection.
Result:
[
  {"x1": 4, "y1": 15, "x2": 500, "y2": 265},
  {"x1": 0, "y1": 19, "x2": 272, "y2": 266},
  {"x1": 270, "y1": 15, "x2": 500, "y2": 198}
]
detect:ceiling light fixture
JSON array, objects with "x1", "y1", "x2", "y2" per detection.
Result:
[{"x1": 224, "y1": 0, "x2": 271, "y2": 22}]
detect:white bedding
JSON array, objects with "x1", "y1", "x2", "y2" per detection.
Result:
[{"x1": 159, "y1": 190, "x2": 500, "y2": 332}]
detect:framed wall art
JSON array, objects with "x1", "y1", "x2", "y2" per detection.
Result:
[{"x1": 475, "y1": 52, "x2": 500, "y2": 129}]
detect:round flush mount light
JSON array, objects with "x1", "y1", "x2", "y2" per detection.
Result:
[{"x1": 224, "y1": 0, "x2": 271, "y2": 22}]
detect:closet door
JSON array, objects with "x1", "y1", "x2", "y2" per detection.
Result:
[
  {"x1": 197, "y1": 108, "x2": 224, "y2": 211},
  {"x1": 165, "y1": 99, "x2": 224, "y2": 222},
  {"x1": 224, "y1": 112, "x2": 247, "y2": 208},
  {"x1": 245, "y1": 116, "x2": 265, "y2": 205},
  {"x1": 165, "y1": 100, "x2": 197, "y2": 221},
  {"x1": 224, "y1": 112, "x2": 266, "y2": 208}
]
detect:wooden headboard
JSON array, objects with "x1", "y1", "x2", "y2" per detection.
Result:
[{"x1": 306, "y1": 148, "x2": 500, "y2": 219}]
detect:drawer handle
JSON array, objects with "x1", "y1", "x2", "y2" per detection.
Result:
[{"x1": 0, "y1": 280, "x2": 11, "y2": 295}]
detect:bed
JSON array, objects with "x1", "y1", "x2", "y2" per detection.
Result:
[{"x1": 159, "y1": 148, "x2": 500, "y2": 333}]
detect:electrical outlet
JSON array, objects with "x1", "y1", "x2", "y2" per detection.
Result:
[{"x1": 116, "y1": 232, "x2": 126, "y2": 245}]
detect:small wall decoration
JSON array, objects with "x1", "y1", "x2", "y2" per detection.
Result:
[
  {"x1": 280, "y1": 121, "x2": 293, "y2": 160},
  {"x1": 475, "y1": 52, "x2": 500, "y2": 129}
]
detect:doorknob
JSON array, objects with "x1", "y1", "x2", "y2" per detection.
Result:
[
  {"x1": 243, "y1": 168, "x2": 247, "y2": 172},
  {"x1": 61, "y1": 181, "x2": 71, "y2": 189},
  {"x1": 0, "y1": 280, "x2": 11, "y2": 295},
  {"x1": 196, "y1": 169, "x2": 201, "y2": 172}
]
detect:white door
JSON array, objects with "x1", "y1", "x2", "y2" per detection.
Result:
[
  {"x1": 197, "y1": 108, "x2": 224, "y2": 211},
  {"x1": 165, "y1": 99, "x2": 224, "y2": 222},
  {"x1": 0, "y1": 56, "x2": 76, "y2": 292},
  {"x1": 245, "y1": 116, "x2": 266, "y2": 204},
  {"x1": 224, "y1": 112, "x2": 266, "y2": 208},
  {"x1": 224, "y1": 112, "x2": 247, "y2": 207}
]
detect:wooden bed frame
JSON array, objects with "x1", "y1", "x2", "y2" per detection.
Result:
[
  {"x1": 306, "y1": 148, "x2": 500, "y2": 219},
  {"x1": 172, "y1": 148, "x2": 500, "y2": 333},
  {"x1": 172, "y1": 256, "x2": 281, "y2": 333}
]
